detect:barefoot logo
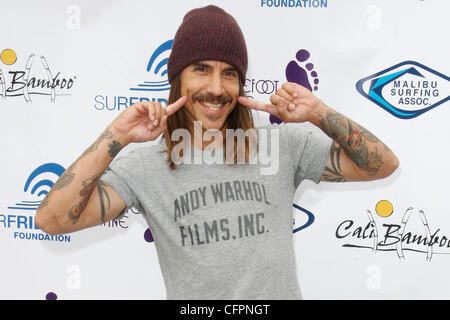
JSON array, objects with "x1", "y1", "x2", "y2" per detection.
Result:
[
  {"x1": 94, "y1": 39, "x2": 173, "y2": 111},
  {"x1": 0, "y1": 48, "x2": 76, "y2": 103},
  {"x1": 335, "y1": 200, "x2": 450, "y2": 261},
  {"x1": 356, "y1": 61, "x2": 450, "y2": 119},
  {"x1": 270, "y1": 49, "x2": 319, "y2": 124}
]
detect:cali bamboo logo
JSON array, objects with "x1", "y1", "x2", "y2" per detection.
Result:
[
  {"x1": 335, "y1": 200, "x2": 450, "y2": 261},
  {"x1": 0, "y1": 48, "x2": 76, "y2": 102}
]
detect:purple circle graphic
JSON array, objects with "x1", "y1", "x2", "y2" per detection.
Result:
[
  {"x1": 144, "y1": 228, "x2": 154, "y2": 242},
  {"x1": 295, "y1": 49, "x2": 310, "y2": 62},
  {"x1": 46, "y1": 292, "x2": 57, "y2": 300}
]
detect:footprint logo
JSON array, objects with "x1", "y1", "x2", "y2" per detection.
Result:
[{"x1": 270, "y1": 49, "x2": 319, "y2": 124}]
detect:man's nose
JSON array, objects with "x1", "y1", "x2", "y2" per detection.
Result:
[{"x1": 207, "y1": 73, "x2": 226, "y2": 97}]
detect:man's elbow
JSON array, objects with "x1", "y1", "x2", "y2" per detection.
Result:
[
  {"x1": 35, "y1": 209, "x2": 64, "y2": 235},
  {"x1": 381, "y1": 154, "x2": 400, "y2": 179}
]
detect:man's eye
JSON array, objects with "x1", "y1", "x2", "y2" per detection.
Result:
[
  {"x1": 194, "y1": 66, "x2": 207, "y2": 72},
  {"x1": 224, "y1": 70, "x2": 237, "y2": 78}
]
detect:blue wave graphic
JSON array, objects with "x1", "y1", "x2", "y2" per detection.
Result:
[
  {"x1": 146, "y1": 39, "x2": 173, "y2": 74},
  {"x1": 8, "y1": 162, "x2": 65, "y2": 211},
  {"x1": 23, "y1": 163, "x2": 65, "y2": 195},
  {"x1": 130, "y1": 79, "x2": 170, "y2": 92},
  {"x1": 130, "y1": 39, "x2": 173, "y2": 92}
]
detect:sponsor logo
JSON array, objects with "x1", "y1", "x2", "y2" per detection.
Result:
[
  {"x1": 0, "y1": 48, "x2": 76, "y2": 102},
  {"x1": 356, "y1": 61, "x2": 450, "y2": 119},
  {"x1": 0, "y1": 162, "x2": 132, "y2": 242},
  {"x1": 94, "y1": 40, "x2": 173, "y2": 111},
  {"x1": 260, "y1": 0, "x2": 328, "y2": 8},
  {"x1": 1, "y1": 163, "x2": 72, "y2": 242},
  {"x1": 335, "y1": 200, "x2": 450, "y2": 261},
  {"x1": 269, "y1": 48, "x2": 319, "y2": 124},
  {"x1": 129, "y1": 39, "x2": 172, "y2": 92},
  {"x1": 245, "y1": 78, "x2": 280, "y2": 99}
]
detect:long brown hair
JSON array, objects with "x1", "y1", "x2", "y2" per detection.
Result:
[{"x1": 162, "y1": 74, "x2": 256, "y2": 169}]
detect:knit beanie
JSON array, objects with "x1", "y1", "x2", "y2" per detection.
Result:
[{"x1": 167, "y1": 5, "x2": 248, "y2": 84}]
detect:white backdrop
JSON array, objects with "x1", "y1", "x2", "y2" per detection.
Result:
[{"x1": 1, "y1": 0, "x2": 449, "y2": 299}]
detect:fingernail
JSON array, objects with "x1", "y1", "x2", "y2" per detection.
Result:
[
  {"x1": 153, "y1": 119, "x2": 159, "y2": 126},
  {"x1": 150, "y1": 115, "x2": 155, "y2": 121}
]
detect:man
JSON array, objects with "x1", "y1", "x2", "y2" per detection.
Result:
[{"x1": 36, "y1": 5, "x2": 398, "y2": 299}]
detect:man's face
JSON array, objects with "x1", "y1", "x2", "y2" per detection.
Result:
[{"x1": 180, "y1": 60, "x2": 240, "y2": 131}]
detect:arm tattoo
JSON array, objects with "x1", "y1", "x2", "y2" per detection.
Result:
[
  {"x1": 97, "y1": 180, "x2": 111, "y2": 223},
  {"x1": 319, "y1": 109, "x2": 384, "y2": 177},
  {"x1": 322, "y1": 143, "x2": 346, "y2": 182},
  {"x1": 108, "y1": 140, "x2": 122, "y2": 158},
  {"x1": 67, "y1": 173, "x2": 102, "y2": 224},
  {"x1": 82, "y1": 129, "x2": 113, "y2": 157},
  {"x1": 38, "y1": 163, "x2": 76, "y2": 209},
  {"x1": 53, "y1": 163, "x2": 76, "y2": 190}
]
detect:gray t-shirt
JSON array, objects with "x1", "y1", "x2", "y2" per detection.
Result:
[{"x1": 101, "y1": 123, "x2": 331, "y2": 300}]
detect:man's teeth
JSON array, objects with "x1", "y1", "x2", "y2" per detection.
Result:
[{"x1": 203, "y1": 102, "x2": 224, "y2": 110}]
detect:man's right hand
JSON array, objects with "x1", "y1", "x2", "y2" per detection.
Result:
[{"x1": 109, "y1": 96, "x2": 187, "y2": 145}]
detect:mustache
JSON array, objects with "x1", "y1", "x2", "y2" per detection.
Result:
[{"x1": 192, "y1": 93, "x2": 233, "y2": 105}]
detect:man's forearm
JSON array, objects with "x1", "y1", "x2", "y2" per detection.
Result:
[
  {"x1": 311, "y1": 102, "x2": 397, "y2": 180},
  {"x1": 36, "y1": 127, "x2": 124, "y2": 232}
]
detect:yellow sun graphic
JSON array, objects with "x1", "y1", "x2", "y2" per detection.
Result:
[
  {"x1": 1, "y1": 49, "x2": 17, "y2": 65},
  {"x1": 375, "y1": 200, "x2": 393, "y2": 217}
]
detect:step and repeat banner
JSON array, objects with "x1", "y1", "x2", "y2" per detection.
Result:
[{"x1": 1, "y1": 0, "x2": 449, "y2": 299}]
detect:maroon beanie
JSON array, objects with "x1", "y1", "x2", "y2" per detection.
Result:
[{"x1": 167, "y1": 5, "x2": 248, "y2": 84}]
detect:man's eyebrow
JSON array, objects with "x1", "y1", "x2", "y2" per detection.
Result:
[
  {"x1": 191, "y1": 62, "x2": 237, "y2": 72},
  {"x1": 223, "y1": 66, "x2": 237, "y2": 72},
  {"x1": 192, "y1": 62, "x2": 211, "y2": 68}
]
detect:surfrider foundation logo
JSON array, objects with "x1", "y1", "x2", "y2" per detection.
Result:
[
  {"x1": 94, "y1": 39, "x2": 173, "y2": 111},
  {"x1": 129, "y1": 39, "x2": 172, "y2": 92},
  {"x1": 356, "y1": 61, "x2": 450, "y2": 119}
]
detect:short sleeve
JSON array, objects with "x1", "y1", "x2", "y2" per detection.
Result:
[
  {"x1": 101, "y1": 150, "x2": 144, "y2": 214},
  {"x1": 284, "y1": 123, "x2": 332, "y2": 188}
]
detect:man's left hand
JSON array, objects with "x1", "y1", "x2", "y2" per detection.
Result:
[{"x1": 238, "y1": 82, "x2": 324, "y2": 123}]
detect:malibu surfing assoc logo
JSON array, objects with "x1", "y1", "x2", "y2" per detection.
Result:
[
  {"x1": 0, "y1": 48, "x2": 76, "y2": 102},
  {"x1": 94, "y1": 40, "x2": 172, "y2": 111},
  {"x1": 336, "y1": 200, "x2": 450, "y2": 261},
  {"x1": 356, "y1": 61, "x2": 450, "y2": 119}
]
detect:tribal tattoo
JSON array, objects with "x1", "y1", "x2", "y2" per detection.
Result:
[
  {"x1": 322, "y1": 142, "x2": 345, "y2": 182},
  {"x1": 96, "y1": 180, "x2": 111, "y2": 223}
]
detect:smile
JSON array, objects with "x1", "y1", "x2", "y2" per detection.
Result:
[{"x1": 200, "y1": 101, "x2": 226, "y2": 114}]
